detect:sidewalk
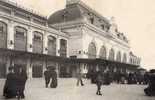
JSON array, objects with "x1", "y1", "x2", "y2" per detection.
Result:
[{"x1": 0, "y1": 78, "x2": 154, "y2": 100}]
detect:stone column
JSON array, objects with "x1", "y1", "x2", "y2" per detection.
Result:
[
  {"x1": 56, "y1": 36, "x2": 60, "y2": 56},
  {"x1": 43, "y1": 32, "x2": 48, "y2": 54},
  {"x1": 27, "y1": 27, "x2": 33, "y2": 52},
  {"x1": 43, "y1": 60, "x2": 46, "y2": 77},
  {"x1": 7, "y1": 21, "x2": 14, "y2": 49},
  {"x1": 6, "y1": 57, "x2": 11, "y2": 74},
  {"x1": 27, "y1": 59, "x2": 32, "y2": 79},
  {"x1": 56, "y1": 63, "x2": 59, "y2": 78},
  {"x1": 66, "y1": 39, "x2": 69, "y2": 58}
]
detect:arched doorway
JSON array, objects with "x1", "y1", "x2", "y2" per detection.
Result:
[
  {"x1": 99, "y1": 45, "x2": 106, "y2": 59},
  {"x1": 116, "y1": 51, "x2": 121, "y2": 62},
  {"x1": 48, "y1": 35, "x2": 56, "y2": 56},
  {"x1": 122, "y1": 53, "x2": 127, "y2": 63},
  {"x1": 0, "y1": 21, "x2": 7, "y2": 78},
  {"x1": 60, "y1": 39, "x2": 67, "y2": 57},
  {"x1": 108, "y1": 48, "x2": 115, "y2": 61},
  {"x1": 14, "y1": 26, "x2": 27, "y2": 51},
  {"x1": 0, "y1": 21, "x2": 7, "y2": 48},
  {"x1": 88, "y1": 42, "x2": 96, "y2": 59},
  {"x1": 33, "y1": 31, "x2": 43, "y2": 53}
]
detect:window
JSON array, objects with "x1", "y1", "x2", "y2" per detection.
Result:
[
  {"x1": 0, "y1": 26, "x2": 3, "y2": 33},
  {"x1": 14, "y1": 26, "x2": 27, "y2": 51},
  {"x1": 33, "y1": 31, "x2": 43, "y2": 41},
  {"x1": 0, "y1": 21, "x2": 7, "y2": 48},
  {"x1": 15, "y1": 26, "x2": 27, "y2": 38},
  {"x1": 0, "y1": 21, "x2": 7, "y2": 34}
]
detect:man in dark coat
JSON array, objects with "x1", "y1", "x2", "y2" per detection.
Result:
[
  {"x1": 96, "y1": 71, "x2": 103, "y2": 96},
  {"x1": 17, "y1": 68, "x2": 28, "y2": 99},
  {"x1": 50, "y1": 67, "x2": 58, "y2": 88},
  {"x1": 44, "y1": 67, "x2": 52, "y2": 88},
  {"x1": 144, "y1": 69, "x2": 155, "y2": 96},
  {"x1": 3, "y1": 67, "x2": 17, "y2": 98}
]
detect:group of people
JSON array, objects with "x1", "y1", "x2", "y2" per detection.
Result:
[
  {"x1": 3, "y1": 65, "x2": 155, "y2": 98},
  {"x1": 3, "y1": 66, "x2": 28, "y2": 99},
  {"x1": 44, "y1": 66, "x2": 58, "y2": 88},
  {"x1": 144, "y1": 69, "x2": 155, "y2": 96}
]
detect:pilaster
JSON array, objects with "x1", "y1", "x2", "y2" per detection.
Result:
[
  {"x1": 56, "y1": 36, "x2": 60, "y2": 56},
  {"x1": 43, "y1": 32, "x2": 48, "y2": 54},
  {"x1": 27, "y1": 27, "x2": 33, "y2": 52},
  {"x1": 7, "y1": 20, "x2": 14, "y2": 49}
]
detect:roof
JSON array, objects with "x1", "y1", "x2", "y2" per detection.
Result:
[
  {"x1": 0, "y1": 0, "x2": 47, "y2": 20},
  {"x1": 48, "y1": 1, "x2": 110, "y2": 25},
  {"x1": 48, "y1": 5, "x2": 83, "y2": 24}
]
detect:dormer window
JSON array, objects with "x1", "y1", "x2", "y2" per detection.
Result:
[
  {"x1": 90, "y1": 17, "x2": 94, "y2": 24},
  {"x1": 101, "y1": 24, "x2": 105, "y2": 30},
  {"x1": 115, "y1": 28, "x2": 118, "y2": 32},
  {"x1": 62, "y1": 11, "x2": 68, "y2": 21}
]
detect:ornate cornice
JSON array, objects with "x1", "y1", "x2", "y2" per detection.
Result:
[
  {"x1": 0, "y1": 12, "x2": 69, "y2": 38},
  {"x1": 51, "y1": 20, "x2": 130, "y2": 49}
]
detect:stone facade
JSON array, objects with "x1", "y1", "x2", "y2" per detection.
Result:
[
  {"x1": 0, "y1": 0, "x2": 69, "y2": 78},
  {"x1": 48, "y1": 0, "x2": 141, "y2": 73},
  {"x1": 0, "y1": 0, "x2": 141, "y2": 78}
]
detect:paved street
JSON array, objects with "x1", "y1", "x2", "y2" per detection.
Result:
[{"x1": 0, "y1": 78, "x2": 155, "y2": 100}]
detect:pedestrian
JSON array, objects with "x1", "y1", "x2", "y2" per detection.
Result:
[
  {"x1": 96, "y1": 71, "x2": 103, "y2": 96},
  {"x1": 44, "y1": 67, "x2": 52, "y2": 88},
  {"x1": 103, "y1": 71, "x2": 110, "y2": 85},
  {"x1": 18, "y1": 68, "x2": 28, "y2": 99},
  {"x1": 76, "y1": 69, "x2": 84, "y2": 86},
  {"x1": 3, "y1": 66, "x2": 17, "y2": 99},
  {"x1": 144, "y1": 69, "x2": 155, "y2": 96},
  {"x1": 50, "y1": 67, "x2": 58, "y2": 88}
]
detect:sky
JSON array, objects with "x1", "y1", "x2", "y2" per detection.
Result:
[{"x1": 10, "y1": 0, "x2": 155, "y2": 70}]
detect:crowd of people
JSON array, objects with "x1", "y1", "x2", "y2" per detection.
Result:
[
  {"x1": 87, "y1": 70, "x2": 150, "y2": 85},
  {"x1": 3, "y1": 66, "x2": 27, "y2": 99},
  {"x1": 86, "y1": 69, "x2": 155, "y2": 96},
  {"x1": 144, "y1": 69, "x2": 155, "y2": 96},
  {"x1": 3, "y1": 65, "x2": 155, "y2": 99}
]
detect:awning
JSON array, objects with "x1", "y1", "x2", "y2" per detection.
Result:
[{"x1": 0, "y1": 48, "x2": 139, "y2": 69}]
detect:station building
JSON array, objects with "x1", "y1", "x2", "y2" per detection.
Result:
[{"x1": 0, "y1": 0, "x2": 141, "y2": 78}]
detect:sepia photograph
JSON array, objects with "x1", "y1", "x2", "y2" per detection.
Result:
[{"x1": 0, "y1": 0, "x2": 155, "y2": 100}]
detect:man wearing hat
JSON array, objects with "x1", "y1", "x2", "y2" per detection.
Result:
[
  {"x1": 44, "y1": 67, "x2": 52, "y2": 88},
  {"x1": 3, "y1": 66, "x2": 17, "y2": 98}
]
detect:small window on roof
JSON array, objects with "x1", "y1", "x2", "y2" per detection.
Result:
[
  {"x1": 90, "y1": 17, "x2": 94, "y2": 24},
  {"x1": 101, "y1": 24, "x2": 105, "y2": 30}
]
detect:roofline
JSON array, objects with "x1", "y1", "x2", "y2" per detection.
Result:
[
  {"x1": 0, "y1": 0, "x2": 47, "y2": 20},
  {"x1": 76, "y1": 1, "x2": 110, "y2": 24},
  {"x1": 51, "y1": 20, "x2": 130, "y2": 49}
]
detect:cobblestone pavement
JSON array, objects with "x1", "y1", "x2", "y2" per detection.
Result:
[{"x1": 0, "y1": 78, "x2": 155, "y2": 100}]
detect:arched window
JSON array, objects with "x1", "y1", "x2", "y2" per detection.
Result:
[
  {"x1": 108, "y1": 48, "x2": 115, "y2": 61},
  {"x1": 116, "y1": 51, "x2": 121, "y2": 62},
  {"x1": 99, "y1": 46, "x2": 106, "y2": 59},
  {"x1": 14, "y1": 26, "x2": 27, "y2": 51},
  {"x1": 33, "y1": 31, "x2": 43, "y2": 53},
  {"x1": 48, "y1": 35, "x2": 56, "y2": 56},
  {"x1": 122, "y1": 53, "x2": 127, "y2": 63},
  {"x1": 0, "y1": 21, "x2": 7, "y2": 48},
  {"x1": 60, "y1": 39, "x2": 67, "y2": 57},
  {"x1": 130, "y1": 58, "x2": 133, "y2": 64},
  {"x1": 88, "y1": 42, "x2": 96, "y2": 59}
]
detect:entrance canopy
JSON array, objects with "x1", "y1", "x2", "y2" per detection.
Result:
[{"x1": 0, "y1": 48, "x2": 139, "y2": 69}]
